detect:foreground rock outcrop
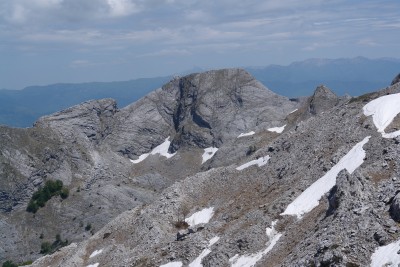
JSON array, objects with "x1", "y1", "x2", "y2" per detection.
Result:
[{"x1": 2, "y1": 69, "x2": 400, "y2": 267}]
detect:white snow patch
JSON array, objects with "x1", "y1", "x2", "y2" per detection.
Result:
[
  {"x1": 229, "y1": 221, "x2": 282, "y2": 267},
  {"x1": 202, "y1": 147, "x2": 218, "y2": 164},
  {"x1": 89, "y1": 249, "x2": 103, "y2": 258},
  {"x1": 236, "y1": 156, "x2": 270, "y2": 171},
  {"x1": 188, "y1": 236, "x2": 220, "y2": 267},
  {"x1": 370, "y1": 239, "x2": 400, "y2": 267},
  {"x1": 289, "y1": 109, "x2": 298, "y2": 114},
  {"x1": 281, "y1": 136, "x2": 370, "y2": 219},
  {"x1": 160, "y1": 262, "x2": 183, "y2": 267},
  {"x1": 237, "y1": 131, "x2": 255, "y2": 138},
  {"x1": 130, "y1": 153, "x2": 150, "y2": 164},
  {"x1": 363, "y1": 93, "x2": 400, "y2": 138},
  {"x1": 130, "y1": 137, "x2": 176, "y2": 164},
  {"x1": 185, "y1": 207, "x2": 214, "y2": 227},
  {"x1": 86, "y1": 264, "x2": 99, "y2": 267},
  {"x1": 267, "y1": 125, "x2": 286, "y2": 133},
  {"x1": 382, "y1": 130, "x2": 400, "y2": 138}
]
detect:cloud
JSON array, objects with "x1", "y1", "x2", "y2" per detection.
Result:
[
  {"x1": 106, "y1": 0, "x2": 140, "y2": 17},
  {"x1": 138, "y1": 48, "x2": 191, "y2": 57}
]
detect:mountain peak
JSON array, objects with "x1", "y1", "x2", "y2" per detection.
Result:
[
  {"x1": 309, "y1": 85, "x2": 338, "y2": 115},
  {"x1": 391, "y1": 73, "x2": 400, "y2": 85}
]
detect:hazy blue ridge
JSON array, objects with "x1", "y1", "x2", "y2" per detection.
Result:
[
  {"x1": 0, "y1": 76, "x2": 170, "y2": 128},
  {"x1": 1, "y1": 57, "x2": 399, "y2": 128},
  {"x1": 246, "y1": 57, "x2": 400, "y2": 97}
]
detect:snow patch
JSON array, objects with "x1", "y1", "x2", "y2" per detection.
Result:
[
  {"x1": 229, "y1": 221, "x2": 282, "y2": 267},
  {"x1": 237, "y1": 131, "x2": 255, "y2": 138},
  {"x1": 185, "y1": 207, "x2": 214, "y2": 227},
  {"x1": 289, "y1": 109, "x2": 298, "y2": 114},
  {"x1": 89, "y1": 249, "x2": 103, "y2": 258},
  {"x1": 267, "y1": 125, "x2": 286, "y2": 133},
  {"x1": 188, "y1": 236, "x2": 220, "y2": 267},
  {"x1": 370, "y1": 239, "x2": 400, "y2": 267},
  {"x1": 160, "y1": 262, "x2": 183, "y2": 267},
  {"x1": 281, "y1": 136, "x2": 370, "y2": 219},
  {"x1": 86, "y1": 264, "x2": 99, "y2": 267},
  {"x1": 236, "y1": 156, "x2": 270, "y2": 171},
  {"x1": 130, "y1": 137, "x2": 176, "y2": 164},
  {"x1": 363, "y1": 93, "x2": 400, "y2": 138},
  {"x1": 202, "y1": 147, "x2": 218, "y2": 164}
]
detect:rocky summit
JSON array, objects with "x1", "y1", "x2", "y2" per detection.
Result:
[{"x1": 1, "y1": 69, "x2": 400, "y2": 267}]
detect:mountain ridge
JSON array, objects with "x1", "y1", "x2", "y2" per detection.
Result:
[
  {"x1": 1, "y1": 57, "x2": 399, "y2": 128},
  {"x1": 1, "y1": 68, "x2": 400, "y2": 267}
]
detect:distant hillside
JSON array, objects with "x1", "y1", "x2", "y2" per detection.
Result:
[
  {"x1": 0, "y1": 77, "x2": 170, "y2": 128},
  {"x1": 246, "y1": 57, "x2": 400, "y2": 97},
  {"x1": 1, "y1": 57, "x2": 399, "y2": 128}
]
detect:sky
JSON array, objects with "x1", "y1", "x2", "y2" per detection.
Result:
[{"x1": 1, "y1": 0, "x2": 400, "y2": 89}]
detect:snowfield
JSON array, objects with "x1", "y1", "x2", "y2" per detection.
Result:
[
  {"x1": 160, "y1": 262, "x2": 183, "y2": 267},
  {"x1": 281, "y1": 136, "x2": 370, "y2": 218},
  {"x1": 370, "y1": 239, "x2": 400, "y2": 267},
  {"x1": 229, "y1": 221, "x2": 282, "y2": 267},
  {"x1": 236, "y1": 156, "x2": 270, "y2": 171},
  {"x1": 130, "y1": 137, "x2": 176, "y2": 164},
  {"x1": 202, "y1": 147, "x2": 218, "y2": 164},
  {"x1": 363, "y1": 93, "x2": 400, "y2": 138},
  {"x1": 188, "y1": 236, "x2": 220, "y2": 267},
  {"x1": 237, "y1": 131, "x2": 255, "y2": 138},
  {"x1": 267, "y1": 125, "x2": 286, "y2": 133},
  {"x1": 89, "y1": 249, "x2": 103, "y2": 258},
  {"x1": 185, "y1": 207, "x2": 215, "y2": 227}
]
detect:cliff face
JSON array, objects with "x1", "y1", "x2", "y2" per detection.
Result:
[
  {"x1": 0, "y1": 69, "x2": 298, "y2": 264},
  {"x1": 3, "y1": 70, "x2": 399, "y2": 267}
]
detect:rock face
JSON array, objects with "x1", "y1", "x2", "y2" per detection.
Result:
[
  {"x1": 3, "y1": 69, "x2": 400, "y2": 267},
  {"x1": 308, "y1": 85, "x2": 339, "y2": 115},
  {"x1": 0, "y1": 69, "x2": 298, "y2": 264},
  {"x1": 391, "y1": 73, "x2": 400, "y2": 85}
]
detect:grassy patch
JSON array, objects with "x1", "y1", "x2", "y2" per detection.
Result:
[{"x1": 26, "y1": 180, "x2": 69, "y2": 213}]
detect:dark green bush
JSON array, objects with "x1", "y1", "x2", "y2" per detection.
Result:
[
  {"x1": 26, "y1": 180, "x2": 69, "y2": 213},
  {"x1": 40, "y1": 234, "x2": 68, "y2": 255},
  {"x1": 40, "y1": 241, "x2": 52, "y2": 254},
  {"x1": 60, "y1": 188, "x2": 69, "y2": 199},
  {"x1": 2, "y1": 261, "x2": 17, "y2": 267}
]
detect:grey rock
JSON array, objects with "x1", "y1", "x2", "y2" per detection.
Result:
[
  {"x1": 308, "y1": 85, "x2": 339, "y2": 115},
  {"x1": 390, "y1": 193, "x2": 400, "y2": 222},
  {"x1": 391, "y1": 73, "x2": 400, "y2": 85}
]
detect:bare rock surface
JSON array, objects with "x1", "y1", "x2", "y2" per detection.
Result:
[{"x1": 3, "y1": 69, "x2": 400, "y2": 267}]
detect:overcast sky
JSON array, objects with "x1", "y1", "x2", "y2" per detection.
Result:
[{"x1": 1, "y1": 0, "x2": 399, "y2": 89}]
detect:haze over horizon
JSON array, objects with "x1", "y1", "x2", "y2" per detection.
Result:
[{"x1": 1, "y1": 0, "x2": 400, "y2": 89}]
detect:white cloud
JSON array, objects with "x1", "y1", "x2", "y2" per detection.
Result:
[
  {"x1": 106, "y1": 0, "x2": 140, "y2": 17},
  {"x1": 138, "y1": 48, "x2": 191, "y2": 57}
]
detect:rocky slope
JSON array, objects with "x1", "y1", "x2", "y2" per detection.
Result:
[
  {"x1": 0, "y1": 69, "x2": 299, "y2": 264},
  {"x1": 3, "y1": 69, "x2": 400, "y2": 267}
]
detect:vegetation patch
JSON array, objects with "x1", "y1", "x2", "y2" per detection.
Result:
[
  {"x1": 26, "y1": 180, "x2": 69, "y2": 213},
  {"x1": 2, "y1": 260, "x2": 33, "y2": 267},
  {"x1": 40, "y1": 234, "x2": 68, "y2": 255}
]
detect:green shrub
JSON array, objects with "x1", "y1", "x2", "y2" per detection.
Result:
[
  {"x1": 26, "y1": 180, "x2": 69, "y2": 213},
  {"x1": 19, "y1": 261, "x2": 33, "y2": 266},
  {"x1": 60, "y1": 188, "x2": 69, "y2": 199},
  {"x1": 40, "y1": 241, "x2": 52, "y2": 254},
  {"x1": 2, "y1": 261, "x2": 17, "y2": 267},
  {"x1": 40, "y1": 234, "x2": 68, "y2": 255}
]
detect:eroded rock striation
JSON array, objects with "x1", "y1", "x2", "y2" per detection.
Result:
[{"x1": 2, "y1": 69, "x2": 400, "y2": 267}]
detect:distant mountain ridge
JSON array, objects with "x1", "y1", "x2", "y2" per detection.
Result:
[
  {"x1": 0, "y1": 77, "x2": 170, "y2": 128},
  {"x1": 1, "y1": 57, "x2": 399, "y2": 128},
  {"x1": 246, "y1": 56, "x2": 400, "y2": 97}
]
